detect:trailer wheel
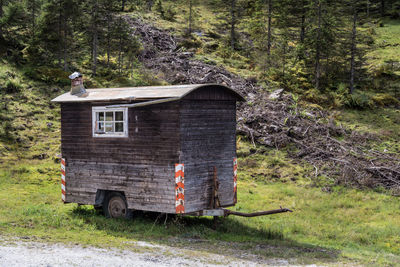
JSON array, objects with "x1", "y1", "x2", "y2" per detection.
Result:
[{"x1": 104, "y1": 192, "x2": 132, "y2": 219}]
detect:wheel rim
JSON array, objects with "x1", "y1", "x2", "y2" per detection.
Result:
[{"x1": 108, "y1": 196, "x2": 127, "y2": 218}]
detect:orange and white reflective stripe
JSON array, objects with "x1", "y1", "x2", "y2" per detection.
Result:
[
  {"x1": 61, "y1": 158, "x2": 66, "y2": 202},
  {"x1": 233, "y1": 158, "x2": 237, "y2": 203},
  {"x1": 175, "y1": 163, "x2": 184, "y2": 214}
]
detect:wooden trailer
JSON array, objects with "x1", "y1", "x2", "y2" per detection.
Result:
[{"x1": 52, "y1": 75, "x2": 246, "y2": 218}]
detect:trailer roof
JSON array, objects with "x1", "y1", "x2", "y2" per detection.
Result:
[{"x1": 51, "y1": 84, "x2": 245, "y2": 103}]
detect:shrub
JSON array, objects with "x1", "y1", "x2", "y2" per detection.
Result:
[
  {"x1": 371, "y1": 93, "x2": 400, "y2": 107},
  {"x1": 4, "y1": 79, "x2": 22, "y2": 93},
  {"x1": 155, "y1": 0, "x2": 164, "y2": 18},
  {"x1": 0, "y1": 121, "x2": 15, "y2": 141},
  {"x1": 328, "y1": 83, "x2": 349, "y2": 108},
  {"x1": 163, "y1": 6, "x2": 176, "y2": 21},
  {"x1": 205, "y1": 29, "x2": 221, "y2": 39},
  {"x1": 25, "y1": 67, "x2": 70, "y2": 86},
  {"x1": 345, "y1": 92, "x2": 374, "y2": 109},
  {"x1": 204, "y1": 42, "x2": 219, "y2": 53},
  {"x1": 179, "y1": 36, "x2": 202, "y2": 49},
  {"x1": 302, "y1": 88, "x2": 329, "y2": 105}
]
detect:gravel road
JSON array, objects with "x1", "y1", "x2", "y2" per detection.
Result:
[{"x1": 0, "y1": 239, "x2": 292, "y2": 266}]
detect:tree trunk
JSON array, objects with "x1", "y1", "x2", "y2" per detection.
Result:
[
  {"x1": 314, "y1": 0, "x2": 321, "y2": 90},
  {"x1": 92, "y1": 0, "x2": 98, "y2": 76},
  {"x1": 188, "y1": 0, "x2": 192, "y2": 34},
  {"x1": 300, "y1": 0, "x2": 305, "y2": 43},
  {"x1": 63, "y1": 18, "x2": 68, "y2": 71},
  {"x1": 58, "y1": 0, "x2": 63, "y2": 68},
  {"x1": 350, "y1": 6, "x2": 357, "y2": 94},
  {"x1": 267, "y1": 0, "x2": 272, "y2": 59},
  {"x1": 146, "y1": 0, "x2": 153, "y2": 11},
  {"x1": 107, "y1": 14, "x2": 111, "y2": 68},
  {"x1": 230, "y1": 0, "x2": 236, "y2": 50},
  {"x1": 0, "y1": 0, "x2": 3, "y2": 40},
  {"x1": 118, "y1": 19, "x2": 123, "y2": 73},
  {"x1": 366, "y1": 0, "x2": 369, "y2": 17},
  {"x1": 282, "y1": 41, "x2": 286, "y2": 78},
  {"x1": 31, "y1": 0, "x2": 36, "y2": 36},
  {"x1": 93, "y1": 29, "x2": 98, "y2": 76},
  {"x1": 380, "y1": 0, "x2": 384, "y2": 17},
  {"x1": 121, "y1": 0, "x2": 126, "y2": 12}
]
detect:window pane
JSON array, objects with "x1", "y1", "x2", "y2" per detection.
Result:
[
  {"x1": 115, "y1": 111, "x2": 123, "y2": 121},
  {"x1": 98, "y1": 122, "x2": 104, "y2": 131},
  {"x1": 98, "y1": 112, "x2": 104, "y2": 121},
  {"x1": 115, "y1": 122, "x2": 124, "y2": 132},
  {"x1": 106, "y1": 112, "x2": 113, "y2": 121},
  {"x1": 105, "y1": 123, "x2": 113, "y2": 132}
]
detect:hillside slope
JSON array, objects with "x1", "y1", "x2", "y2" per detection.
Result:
[{"x1": 123, "y1": 14, "x2": 400, "y2": 192}]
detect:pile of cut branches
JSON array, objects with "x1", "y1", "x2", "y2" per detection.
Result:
[
  {"x1": 124, "y1": 15, "x2": 400, "y2": 192},
  {"x1": 239, "y1": 92, "x2": 400, "y2": 191}
]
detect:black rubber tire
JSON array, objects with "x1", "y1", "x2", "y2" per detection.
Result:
[{"x1": 103, "y1": 192, "x2": 133, "y2": 219}]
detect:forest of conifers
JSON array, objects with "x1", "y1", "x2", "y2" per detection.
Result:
[{"x1": 0, "y1": 0, "x2": 399, "y2": 104}]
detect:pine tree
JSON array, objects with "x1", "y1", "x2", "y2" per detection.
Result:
[
  {"x1": 188, "y1": 0, "x2": 193, "y2": 34},
  {"x1": 102, "y1": 0, "x2": 118, "y2": 68},
  {"x1": 36, "y1": 0, "x2": 81, "y2": 70},
  {"x1": 349, "y1": 3, "x2": 357, "y2": 94},
  {"x1": 0, "y1": 0, "x2": 28, "y2": 43},
  {"x1": 210, "y1": 0, "x2": 247, "y2": 50},
  {"x1": 146, "y1": 0, "x2": 153, "y2": 11},
  {"x1": 155, "y1": 0, "x2": 164, "y2": 19},
  {"x1": 89, "y1": 0, "x2": 100, "y2": 76},
  {"x1": 230, "y1": 0, "x2": 237, "y2": 49},
  {"x1": 314, "y1": 0, "x2": 321, "y2": 90},
  {"x1": 0, "y1": 0, "x2": 7, "y2": 41},
  {"x1": 25, "y1": 0, "x2": 41, "y2": 37},
  {"x1": 266, "y1": 0, "x2": 272, "y2": 60}
]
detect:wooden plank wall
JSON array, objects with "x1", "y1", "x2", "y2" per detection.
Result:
[
  {"x1": 180, "y1": 87, "x2": 237, "y2": 213},
  {"x1": 60, "y1": 102, "x2": 180, "y2": 213}
]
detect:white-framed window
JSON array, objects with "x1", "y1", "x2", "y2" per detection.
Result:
[{"x1": 92, "y1": 106, "x2": 128, "y2": 137}]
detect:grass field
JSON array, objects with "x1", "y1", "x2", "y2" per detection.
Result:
[
  {"x1": 367, "y1": 19, "x2": 400, "y2": 75},
  {"x1": 1, "y1": 143, "x2": 400, "y2": 265}
]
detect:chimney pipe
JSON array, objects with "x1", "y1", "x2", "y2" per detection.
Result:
[{"x1": 68, "y1": 72, "x2": 87, "y2": 96}]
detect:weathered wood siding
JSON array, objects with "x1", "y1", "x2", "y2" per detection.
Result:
[
  {"x1": 180, "y1": 86, "x2": 237, "y2": 213},
  {"x1": 61, "y1": 102, "x2": 180, "y2": 213},
  {"x1": 60, "y1": 85, "x2": 239, "y2": 214}
]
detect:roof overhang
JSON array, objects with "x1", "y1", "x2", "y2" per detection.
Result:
[{"x1": 51, "y1": 84, "x2": 245, "y2": 103}]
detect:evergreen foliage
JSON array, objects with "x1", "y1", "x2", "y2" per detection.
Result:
[
  {"x1": 0, "y1": 0, "x2": 141, "y2": 79},
  {"x1": 0, "y1": 0, "x2": 398, "y2": 100}
]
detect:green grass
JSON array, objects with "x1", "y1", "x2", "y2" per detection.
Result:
[
  {"x1": 1, "y1": 145, "x2": 400, "y2": 265},
  {"x1": 336, "y1": 108, "x2": 400, "y2": 155},
  {"x1": 367, "y1": 19, "x2": 400, "y2": 74},
  {"x1": 337, "y1": 108, "x2": 400, "y2": 139},
  {"x1": 0, "y1": 62, "x2": 62, "y2": 164}
]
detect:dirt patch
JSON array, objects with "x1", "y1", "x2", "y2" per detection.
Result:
[{"x1": 0, "y1": 239, "x2": 294, "y2": 266}]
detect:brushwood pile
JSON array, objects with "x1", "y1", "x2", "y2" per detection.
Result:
[{"x1": 124, "y1": 15, "x2": 400, "y2": 193}]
